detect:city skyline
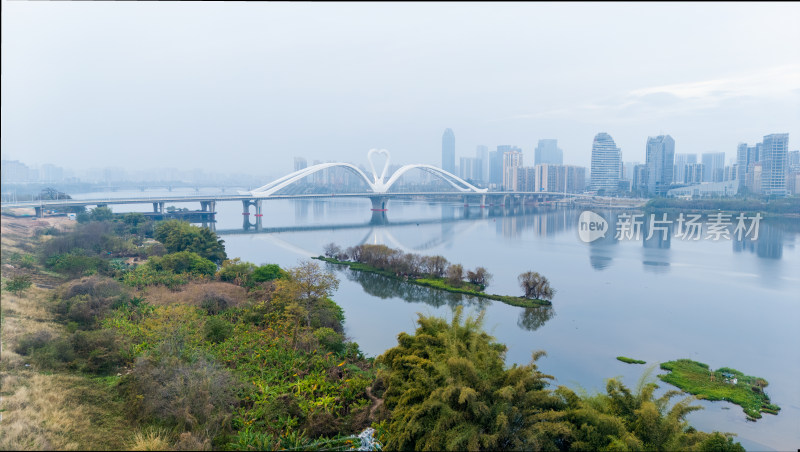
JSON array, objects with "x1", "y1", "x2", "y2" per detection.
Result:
[{"x1": 2, "y1": 3, "x2": 799, "y2": 175}]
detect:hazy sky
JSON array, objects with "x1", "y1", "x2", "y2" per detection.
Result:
[{"x1": 2, "y1": 2, "x2": 799, "y2": 178}]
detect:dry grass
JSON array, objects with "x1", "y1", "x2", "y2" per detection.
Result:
[
  {"x1": 0, "y1": 214, "x2": 144, "y2": 451},
  {"x1": 128, "y1": 427, "x2": 174, "y2": 451},
  {"x1": 1, "y1": 287, "x2": 62, "y2": 367},
  {"x1": 140, "y1": 281, "x2": 248, "y2": 308},
  {"x1": 0, "y1": 372, "x2": 138, "y2": 450}
]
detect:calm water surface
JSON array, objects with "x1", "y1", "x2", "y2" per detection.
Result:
[{"x1": 73, "y1": 189, "x2": 800, "y2": 451}]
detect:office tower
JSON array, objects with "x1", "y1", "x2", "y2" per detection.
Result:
[
  {"x1": 442, "y1": 128, "x2": 455, "y2": 174},
  {"x1": 788, "y1": 150, "x2": 800, "y2": 169},
  {"x1": 502, "y1": 147, "x2": 523, "y2": 191},
  {"x1": 645, "y1": 135, "x2": 675, "y2": 196},
  {"x1": 685, "y1": 163, "x2": 705, "y2": 184},
  {"x1": 760, "y1": 133, "x2": 789, "y2": 196},
  {"x1": 589, "y1": 133, "x2": 622, "y2": 194},
  {"x1": 294, "y1": 157, "x2": 308, "y2": 172},
  {"x1": 489, "y1": 150, "x2": 504, "y2": 187},
  {"x1": 475, "y1": 145, "x2": 489, "y2": 183},
  {"x1": 673, "y1": 153, "x2": 696, "y2": 184},
  {"x1": 737, "y1": 142, "x2": 763, "y2": 190},
  {"x1": 534, "y1": 139, "x2": 563, "y2": 165},
  {"x1": 632, "y1": 164, "x2": 649, "y2": 192},
  {"x1": 701, "y1": 152, "x2": 725, "y2": 182}
]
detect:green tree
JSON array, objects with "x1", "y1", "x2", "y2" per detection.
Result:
[
  {"x1": 4, "y1": 275, "x2": 33, "y2": 297},
  {"x1": 154, "y1": 220, "x2": 227, "y2": 264},
  {"x1": 89, "y1": 206, "x2": 114, "y2": 222},
  {"x1": 251, "y1": 263, "x2": 286, "y2": 283},
  {"x1": 377, "y1": 307, "x2": 572, "y2": 451}
]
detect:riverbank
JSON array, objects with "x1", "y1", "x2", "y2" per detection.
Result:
[
  {"x1": 314, "y1": 256, "x2": 551, "y2": 308},
  {"x1": 659, "y1": 359, "x2": 780, "y2": 421}
]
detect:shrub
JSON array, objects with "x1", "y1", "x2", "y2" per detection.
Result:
[
  {"x1": 14, "y1": 330, "x2": 75, "y2": 369},
  {"x1": 313, "y1": 327, "x2": 345, "y2": 354},
  {"x1": 122, "y1": 350, "x2": 240, "y2": 441},
  {"x1": 123, "y1": 265, "x2": 189, "y2": 290},
  {"x1": 46, "y1": 253, "x2": 110, "y2": 278},
  {"x1": 204, "y1": 317, "x2": 233, "y2": 344},
  {"x1": 217, "y1": 258, "x2": 256, "y2": 285},
  {"x1": 53, "y1": 276, "x2": 130, "y2": 329},
  {"x1": 200, "y1": 292, "x2": 234, "y2": 315},
  {"x1": 147, "y1": 252, "x2": 217, "y2": 276}
]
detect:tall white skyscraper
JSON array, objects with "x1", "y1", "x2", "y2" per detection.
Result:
[
  {"x1": 760, "y1": 133, "x2": 789, "y2": 196},
  {"x1": 589, "y1": 133, "x2": 622, "y2": 194},
  {"x1": 645, "y1": 135, "x2": 675, "y2": 196}
]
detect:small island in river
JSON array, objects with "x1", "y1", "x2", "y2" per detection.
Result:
[
  {"x1": 659, "y1": 359, "x2": 780, "y2": 421},
  {"x1": 315, "y1": 243, "x2": 553, "y2": 308}
]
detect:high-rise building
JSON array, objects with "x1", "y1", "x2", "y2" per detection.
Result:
[
  {"x1": 645, "y1": 135, "x2": 675, "y2": 196},
  {"x1": 632, "y1": 164, "x2": 648, "y2": 192},
  {"x1": 442, "y1": 128, "x2": 455, "y2": 174},
  {"x1": 685, "y1": 163, "x2": 705, "y2": 184},
  {"x1": 489, "y1": 150, "x2": 504, "y2": 187},
  {"x1": 459, "y1": 157, "x2": 481, "y2": 182},
  {"x1": 502, "y1": 147, "x2": 523, "y2": 191},
  {"x1": 724, "y1": 164, "x2": 738, "y2": 182},
  {"x1": 788, "y1": 150, "x2": 800, "y2": 169},
  {"x1": 534, "y1": 164, "x2": 560, "y2": 192},
  {"x1": 516, "y1": 167, "x2": 537, "y2": 192},
  {"x1": 589, "y1": 133, "x2": 622, "y2": 194},
  {"x1": 760, "y1": 133, "x2": 789, "y2": 196},
  {"x1": 475, "y1": 145, "x2": 489, "y2": 184},
  {"x1": 737, "y1": 142, "x2": 762, "y2": 190},
  {"x1": 673, "y1": 153, "x2": 697, "y2": 184},
  {"x1": 294, "y1": 157, "x2": 308, "y2": 172},
  {"x1": 534, "y1": 139, "x2": 563, "y2": 165},
  {"x1": 701, "y1": 152, "x2": 725, "y2": 182}
]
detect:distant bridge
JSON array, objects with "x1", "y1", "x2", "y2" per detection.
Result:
[{"x1": 0, "y1": 150, "x2": 644, "y2": 227}]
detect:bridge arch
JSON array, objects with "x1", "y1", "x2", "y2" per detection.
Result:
[
  {"x1": 247, "y1": 150, "x2": 488, "y2": 197},
  {"x1": 249, "y1": 163, "x2": 376, "y2": 197},
  {"x1": 381, "y1": 164, "x2": 487, "y2": 193}
]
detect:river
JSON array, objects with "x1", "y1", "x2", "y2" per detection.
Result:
[{"x1": 71, "y1": 188, "x2": 800, "y2": 451}]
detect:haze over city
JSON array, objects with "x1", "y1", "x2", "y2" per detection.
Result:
[{"x1": 2, "y1": 2, "x2": 799, "y2": 179}]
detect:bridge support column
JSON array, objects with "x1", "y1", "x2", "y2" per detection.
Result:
[
  {"x1": 153, "y1": 202, "x2": 164, "y2": 214},
  {"x1": 242, "y1": 199, "x2": 263, "y2": 231},
  {"x1": 480, "y1": 194, "x2": 486, "y2": 208},
  {"x1": 369, "y1": 197, "x2": 387, "y2": 212}
]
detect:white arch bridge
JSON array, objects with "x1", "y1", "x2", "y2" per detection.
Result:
[
  {"x1": 2, "y1": 151, "x2": 640, "y2": 225},
  {"x1": 245, "y1": 149, "x2": 487, "y2": 199}
]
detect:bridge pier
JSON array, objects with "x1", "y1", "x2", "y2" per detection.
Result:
[
  {"x1": 242, "y1": 199, "x2": 263, "y2": 231},
  {"x1": 370, "y1": 197, "x2": 387, "y2": 212},
  {"x1": 153, "y1": 202, "x2": 165, "y2": 214}
]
